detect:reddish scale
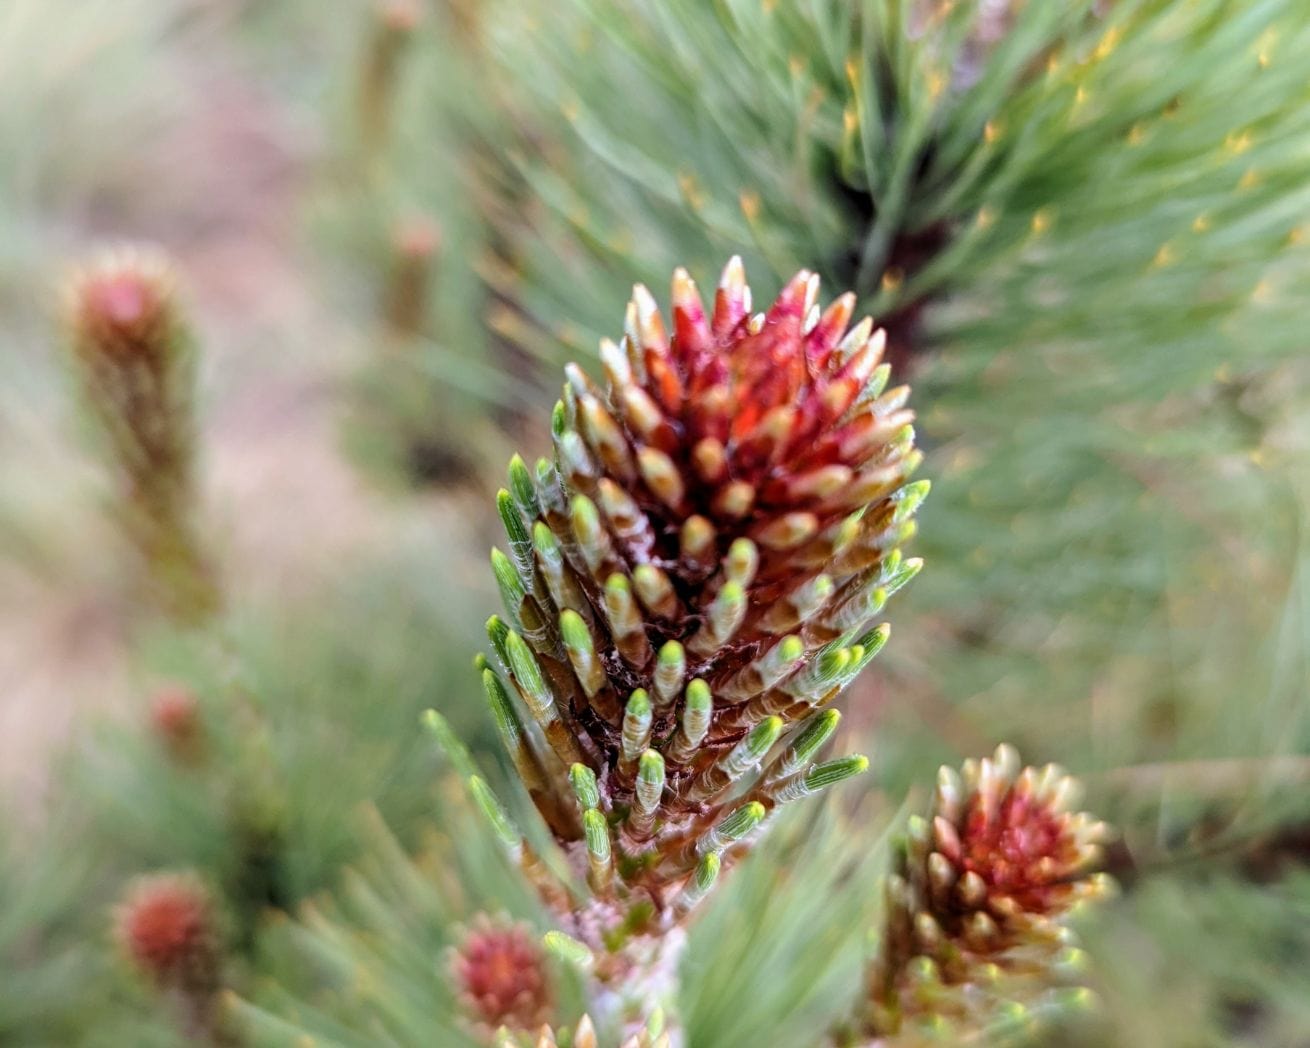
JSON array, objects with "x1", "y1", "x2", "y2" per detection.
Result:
[
  {"x1": 960, "y1": 789, "x2": 1079, "y2": 914},
  {"x1": 637, "y1": 275, "x2": 880, "y2": 550},
  {"x1": 692, "y1": 287, "x2": 809, "y2": 476},
  {"x1": 454, "y1": 921, "x2": 553, "y2": 1031},
  {"x1": 116, "y1": 877, "x2": 213, "y2": 983}
]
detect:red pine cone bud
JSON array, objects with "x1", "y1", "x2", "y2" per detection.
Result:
[
  {"x1": 64, "y1": 246, "x2": 217, "y2": 622},
  {"x1": 864, "y1": 746, "x2": 1115, "y2": 1039},
  {"x1": 150, "y1": 684, "x2": 204, "y2": 763},
  {"x1": 451, "y1": 914, "x2": 554, "y2": 1035},
  {"x1": 926, "y1": 744, "x2": 1114, "y2": 930},
  {"x1": 482, "y1": 258, "x2": 924, "y2": 926},
  {"x1": 114, "y1": 872, "x2": 220, "y2": 991}
]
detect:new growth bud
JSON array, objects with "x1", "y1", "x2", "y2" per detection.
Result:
[
  {"x1": 461, "y1": 259, "x2": 927, "y2": 1037},
  {"x1": 114, "y1": 872, "x2": 231, "y2": 1042},
  {"x1": 65, "y1": 247, "x2": 217, "y2": 622},
  {"x1": 451, "y1": 914, "x2": 554, "y2": 1036},
  {"x1": 862, "y1": 745, "x2": 1116, "y2": 1040},
  {"x1": 149, "y1": 684, "x2": 204, "y2": 764}
]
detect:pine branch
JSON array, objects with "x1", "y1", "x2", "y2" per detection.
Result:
[{"x1": 466, "y1": 258, "x2": 926, "y2": 1041}]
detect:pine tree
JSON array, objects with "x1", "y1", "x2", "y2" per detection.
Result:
[
  {"x1": 230, "y1": 263, "x2": 1115, "y2": 1047},
  {"x1": 333, "y1": 0, "x2": 1310, "y2": 826}
]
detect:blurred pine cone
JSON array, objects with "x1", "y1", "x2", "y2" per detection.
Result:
[
  {"x1": 451, "y1": 913, "x2": 555, "y2": 1037},
  {"x1": 149, "y1": 684, "x2": 204, "y2": 765},
  {"x1": 862, "y1": 745, "x2": 1115, "y2": 1043},
  {"x1": 114, "y1": 871, "x2": 234, "y2": 1043},
  {"x1": 65, "y1": 246, "x2": 218, "y2": 622}
]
